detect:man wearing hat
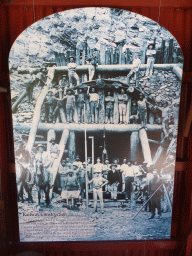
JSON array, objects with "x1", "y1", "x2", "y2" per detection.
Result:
[
  {"x1": 33, "y1": 144, "x2": 52, "y2": 185},
  {"x1": 107, "y1": 164, "x2": 120, "y2": 201},
  {"x1": 148, "y1": 169, "x2": 162, "y2": 219},
  {"x1": 129, "y1": 100, "x2": 139, "y2": 124},
  {"x1": 64, "y1": 89, "x2": 76, "y2": 123},
  {"x1": 26, "y1": 71, "x2": 40, "y2": 103},
  {"x1": 47, "y1": 64, "x2": 57, "y2": 88},
  {"x1": 44, "y1": 89, "x2": 58, "y2": 123},
  {"x1": 86, "y1": 50, "x2": 98, "y2": 81},
  {"x1": 58, "y1": 75, "x2": 69, "y2": 99},
  {"x1": 67, "y1": 56, "x2": 80, "y2": 87},
  {"x1": 89, "y1": 170, "x2": 108, "y2": 213},
  {"x1": 145, "y1": 43, "x2": 156, "y2": 77},
  {"x1": 88, "y1": 87, "x2": 100, "y2": 123},
  {"x1": 73, "y1": 155, "x2": 83, "y2": 169},
  {"x1": 118, "y1": 88, "x2": 128, "y2": 124},
  {"x1": 93, "y1": 157, "x2": 104, "y2": 174},
  {"x1": 123, "y1": 161, "x2": 134, "y2": 200},
  {"x1": 105, "y1": 91, "x2": 114, "y2": 124},
  {"x1": 137, "y1": 94, "x2": 148, "y2": 129}
]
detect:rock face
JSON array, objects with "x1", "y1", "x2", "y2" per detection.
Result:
[{"x1": 9, "y1": 7, "x2": 182, "y2": 69}]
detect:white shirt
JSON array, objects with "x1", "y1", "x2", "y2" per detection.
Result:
[
  {"x1": 94, "y1": 163, "x2": 104, "y2": 173},
  {"x1": 90, "y1": 93, "x2": 99, "y2": 102},
  {"x1": 122, "y1": 165, "x2": 134, "y2": 177}
]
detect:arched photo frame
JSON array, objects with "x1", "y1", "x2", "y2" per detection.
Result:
[{"x1": 9, "y1": 7, "x2": 183, "y2": 242}]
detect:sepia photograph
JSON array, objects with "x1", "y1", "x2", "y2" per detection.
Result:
[{"x1": 9, "y1": 7, "x2": 183, "y2": 242}]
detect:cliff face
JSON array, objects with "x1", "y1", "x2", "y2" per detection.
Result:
[{"x1": 9, "y1": 7, "x2": 182, "y2": 68}]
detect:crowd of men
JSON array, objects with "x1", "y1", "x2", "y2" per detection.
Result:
[{"x1": 29, "y1": 140, "x2": 167, "y2": 218}]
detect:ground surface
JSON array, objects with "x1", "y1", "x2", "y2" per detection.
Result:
[{"x1": 18, "y1": 188, "x2": 172, "y2": 242}]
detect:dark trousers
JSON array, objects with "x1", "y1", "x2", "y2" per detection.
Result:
[
  {"x1": 150, "y1": 196, "x2": 161, "y2": 216},
  {"x1": 125, "y1": 177, "x2": 134, "y2": 199}
]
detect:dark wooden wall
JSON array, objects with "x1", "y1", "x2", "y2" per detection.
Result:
[{"x1": 0, "y1": 0, "x2": 192, "y2": 255}]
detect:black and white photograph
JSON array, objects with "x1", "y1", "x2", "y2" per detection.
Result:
[{"x1": 9, "y1": 7, "x2": 183, "y2": 242}]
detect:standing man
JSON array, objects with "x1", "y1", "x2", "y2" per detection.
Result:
[
  {"x1": 137, "y1": 94, "x2": 148, "y2": 129},
  {"x1": 127, "y1": 54, "x2": 141, "y2": 83},
  {"x1": 64, "y1": 89, "x2": 76, "y2": 123},
  {"x1": 94, "y1": 157, "x2": 104, "y2": 174},
  {"x1": 89, "y1": 171, "x2": 108, "y2": 213},
  {"x1": 155, "y1": 101, "x2": 171, "y2": 139},
  {"x1": 58, "y1": 75, "x2": 68, "y2": 99},
  {"x1": 107, "y1": 164, "x2": 120, "y2": 201},
  {"x1": 67, "y1": 56, "x2": 80, "y2": 87},
  {"x1": 88, "y1": 87, "x2": 100, "y2": 124},
  {"x1": 86, "y1": 50, "x2": 98, "y2": 81},
  {"x1": 148, "y1": 169, "x2": 162, "y2": 219},
  {"x1": 123, "y1": 161, "x2": 134, "y2": 200},
  {"x1": 58, "y1": 159, "x2": 68, "y2": 191},
  {"x1": 76, "y1": 88, "x2": 85, "y2": 124},
  {"x1": 105, "y1": 91, "x2": 114, "y2": 124},
  {"x1": 118, "y1": 88, "x2": 128, "y2": 124},
  {"x1": 44, "y1": 89, "x2": 58, "y2": 123},
  {"x1": 129, "y1": 100, "x2": 139, "y2": 124},
  {"x1": 26, "y1": 72, "x2": 39, "y2": 103},
  {"x1": 145, "y1": 43, "x2": 156, "y2": 77}
]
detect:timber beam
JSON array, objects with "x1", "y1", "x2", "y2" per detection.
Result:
[
  {"x1": 13, "y1": 122, "x2": 163, "y2": 133},
  {"x1": 18, "y1": 64, "x2": 178, "y2": 74}
]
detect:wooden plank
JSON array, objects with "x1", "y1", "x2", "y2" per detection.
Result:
[
  {"x1": 26, "y1": 85, "x2": 48, "y2": 153},
  {"x1": 12, "y1": 89, "x2": 27, "y2": 113},
  {"x1": 125, "y1": 48, "x2": 131, "y2": 64},
  {"x1": 168, "y1": 39, "x2": 174, "y2": 63},
  {"x1": 68, "y1": 131, "x2": 76, "y2": 162},
  {"x1": 139, "y1": 128, "x2": 153, "y2": 166},
  {"x1": 100, "y1": 43, "x2": 106, "y2": 65},
  {"x1": 14, "y1": 122, "x2": 163, "y2": 133},
  {"x1": 98, "y1": 89, "x2": 105, "y2": 124},
  {"x1": 141, "y1": 41, "x2": 147, "y2": 64},
  {"x1": 60, "y1": 53, "x2": 66, "y2": 66},
  {"x1": 118, "y1": 43, "x2": 123, "y2": 64},
  {"x1": 130, "y1": 131, "x2": 139, "y2": 161}
]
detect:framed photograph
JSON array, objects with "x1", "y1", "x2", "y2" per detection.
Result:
[{"x1": 9, "y1": 7, "x2": 183, "y2": 242}]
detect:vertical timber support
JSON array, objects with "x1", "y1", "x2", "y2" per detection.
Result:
[
  {"x1": 114, "y1": 90, "x2": 119, "y2": 124},
  {"x1": 139, "y1": 128, "x2": 153, "y2": 166},
  {"x1": 50, "y1": 129, "x2": 69, "y2": 186},
  {"x1": 26, "y1": 86, "x2": 48, "y2": 153},
  {"x1": 141, "y1": 41, "x2": 147, "y2": 64},
  {"x1": 100, "y1": 43, "x2": 106, "y2": 65},
  {"x1": 130, "y1": 131, "x2": 139, "y2": 162},
  {"x1": 68, "y1": 131, "x2": 76, "y2": 162}
]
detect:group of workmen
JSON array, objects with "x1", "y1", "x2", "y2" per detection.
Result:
[
  {"x1": 32, "y1": 139, "x2": 164, "y2": 218},
  {"x1": 57, "y1": 154, "x2": 163, "y2": 218}
]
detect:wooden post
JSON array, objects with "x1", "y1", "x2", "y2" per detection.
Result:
[
  {"x1": 68, "y1": 131, "x2": 76, "y2": 162},
  {"x1": 159, "y1": 40, "x2": 165, "y2": 64},
  {"x1": 113, "y1": 91, "x2": 119, "y2": 124},
  {"x1": 110, "y1": 48, "x2": 114, "y2": 65},
  {"x1": 54, "y1": 52, "x2": 60, "y2": 66},
  {"x1": 98, "y1": 89, "x2": 105, "y2": 124},
  {"x1": 118, "y1": 43, "x2": 123, "y2": 64},
  {"x1": 168, "y1": 39, "x2": 173, "y2": 63},
  {"x1": 59, "y1": 108, "x2": 66, "y2": 123},
  {"x1": 114, "y1": 48, "x2": 119, "y2": 64},
  {"x1": 130, "y1": 131, "x2": 139, "y2": 162},
  {"x1": 105, "y1": 48, "x2": 111, "y2": 65},
  {"x1": 50, "y1": 129, "x2": 69, "y2": 187},
  {"x1": 82, "y1": 42, "x2": 86, "y2": 65},
  {"x1": 26, "y1": 86, "x2": 48, "y2": 153},
  {"x1": 163, "y1": 46, "x2": 169, "y2": 64},
  {"x1": 125, "y1": 48, "x2": 131, "y2": 64},
  {"x1": 66, "y1": 50, "x2": 70, "y2": 64},
  {"x1": 139, "y1": 128, "x2": 153, "y2": 166},
  {"x1": 152, "y1": 145, "x2": 164, "y2": 165},
  {"x1": 100, "y1": 43, "x2": 106, "y2": 65},
  {"x1": 84, "y1": 105, "x2": 89, "y2": 213},
  {"x1": 76, "y1": 48, "x2": 80, "y2": 65},
  {"x1": 141, "y1": 41, "x2": 147, "y2": 64},
  {"x1": 60, "y1": 53, "x2": 66, "y2": 66}
]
